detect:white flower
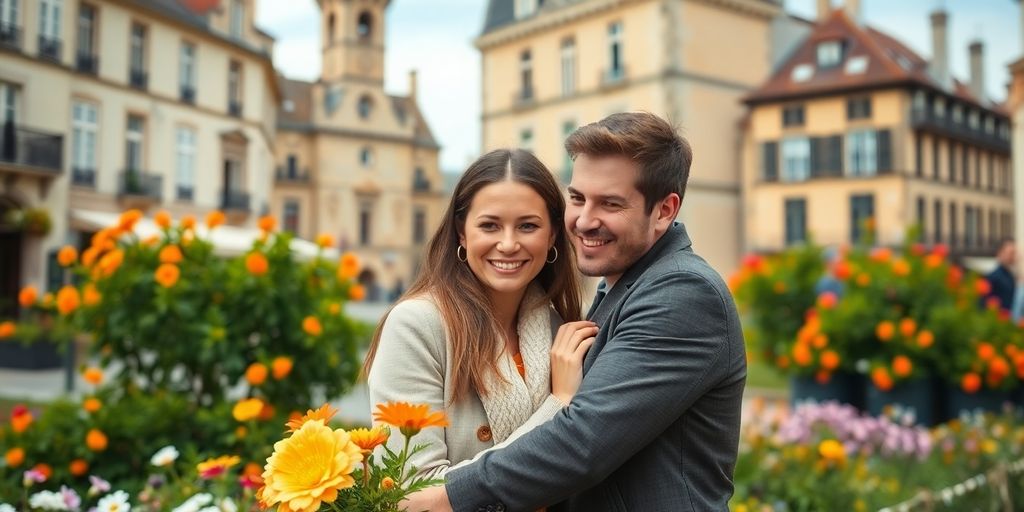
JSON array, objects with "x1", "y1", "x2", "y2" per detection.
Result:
[
  {"x1": 171, "y1": 493, "x2": 213, "y2": 512},
  {"x1": 96, "y1": 490, "x2": 131, "y2": 512},
  {"x1": 0, "y1": 504, "x2": 16, "y2": 512},
  {"x1": 150, "y1": 446, "x2": 180, "y2": 467},
  {"x1": 218, "y1": 498, "x2": 237, "y2": 512},
  {"x1": 29, "y1": 491, "x2": 68, "y2": 511}
]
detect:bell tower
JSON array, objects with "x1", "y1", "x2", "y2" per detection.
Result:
[{"x1": 319, "y1": 0, "x2": 388, "y2": 85}]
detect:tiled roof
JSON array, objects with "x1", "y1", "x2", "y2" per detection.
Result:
[
  {"x1": 142, "y1": 0, "x2": 274, "y2": 57},
  {"x1": 279, "y1": 78, "x2": 314, "y2": 125},
  {"x1": 744, "y1": 8, "x2": 1001, "y2": 115}
]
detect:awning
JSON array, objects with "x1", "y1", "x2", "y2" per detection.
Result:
[{"x1": 70, "y1": 209, "x2": 336, "y2": 261}]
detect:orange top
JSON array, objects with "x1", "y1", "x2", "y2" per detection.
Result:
[{"x1": 512, "y1": 352, "x2": 526, "y2": 379}]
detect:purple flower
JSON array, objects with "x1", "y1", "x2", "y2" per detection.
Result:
[
  {"x1": 22, "y1": 469, "x2": 46, "y2": 486},
  {"x1": 61, "y1": 486, "x2": 81, "y2": 511},
  {"x1": 87, "y1": 475, "x2": 110, "y2": 497},
  {"x1": 147, "y1": 474, "x2": 165, "y2": 489}
]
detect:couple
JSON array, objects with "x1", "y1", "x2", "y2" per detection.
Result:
[{"x1": 365, "y1": 112, "x2": 745, "y2": 512}]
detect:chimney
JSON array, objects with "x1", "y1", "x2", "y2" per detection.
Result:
[
  {"x1": 844, "y1": 0, "x2": 861, "y2": 24},
  {"x1": 817, "y1": 0, "x2": 832, "y2": 21},
  {"x1": 408, "y1": 70, "x2": 418, "y2": 101},
  {"x1": 969, "y1": 40, "x2": 985, "y2": 101},
  {"x1": 930, "y1": 10, "x2": 949, "y2": 88}
]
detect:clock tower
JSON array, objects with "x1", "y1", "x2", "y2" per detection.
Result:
[{"x1": 319, "y1": 0, "x2": 388, "y2": 85}]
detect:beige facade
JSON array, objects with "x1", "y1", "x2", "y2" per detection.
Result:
[
  {"x1": 743, "y1": 8, "x2": 1013, "y2": 260},
  {"x1": 476, "y1": 0, "x2": 807, "y2": 277},
  {"x1": 0, "y1": 0, "x2": 279, "y2": 317},
  {"x1": 273, "y1": 0, "x2": 444, "y2": 301}
]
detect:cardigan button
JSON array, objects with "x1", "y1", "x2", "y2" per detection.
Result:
[{"x1": 476, "y1": 425, "x2": 493, "y2": 442}]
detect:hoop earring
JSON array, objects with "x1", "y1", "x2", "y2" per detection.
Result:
[
  {"x1": 457, "y1": 245, "x2": 468, "y2": 262},
  {"x1": 546, "y1": 247, "x2": 558, "y2": 264}
]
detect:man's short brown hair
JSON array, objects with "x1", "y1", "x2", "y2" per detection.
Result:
[{"x1": 565, "y1": 111, "x2": 692, "y2": 214}]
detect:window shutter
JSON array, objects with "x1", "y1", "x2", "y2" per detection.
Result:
[
  {"x1": 876, "y1": 129, "x2": 892, "y2": 173},
  {"x1": 829, "y1": 135, "x2": 843, "y2": 176},
  {"x1": 809, "y1": 137, "x2": 822, "y2": 178},
  {"x1": 763, "y1": 142, "x2": 778, "y2": 181}
]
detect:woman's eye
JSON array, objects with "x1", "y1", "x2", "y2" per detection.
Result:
[
  {"x1": 478, "y1": 222, "x2": 498, "y2": 231},
  {"x1": 519, "y1": 223, "x2": 539, "y2": 231}
]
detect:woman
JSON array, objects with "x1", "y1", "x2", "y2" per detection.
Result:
[{"x1": 365, "y1": 149, "x2": 597, "y2": 477}]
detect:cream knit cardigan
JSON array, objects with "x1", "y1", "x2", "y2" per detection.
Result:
[{"x1": 367, "y1": 286, "x2": 566, "y2": 478}]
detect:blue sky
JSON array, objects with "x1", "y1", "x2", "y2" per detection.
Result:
[{"x1": 256, "y1": 0, "x2": 1021, "y2": 173}]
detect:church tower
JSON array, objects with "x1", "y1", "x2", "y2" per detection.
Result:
[{"x1": 318, "y1": 0, "x2": 388, "y2": 85}]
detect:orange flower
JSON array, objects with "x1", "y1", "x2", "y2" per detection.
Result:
[
  {"x1": 891, "y1": 258, "x2": 910, "y2": 277},
  {"x1": 855, "y1": 273, "x2": 871, "y2": 287},
  {"x1": 58, "y1": 246, "x2": 78, "y2": 267},
  {"x1": 816, "y1": 292, "x2": 837, "y2": 310},
  {"x1": 348, "y1": 426, "x2": 390, "y2": 453},
  {"x1": 870, "y1": 247, "x2": 891, "y2": 263},
  {"x1": 4, "y1": 447, "x2": 24, "y2": 467},
  {"x1": 83, "y1": 397, "x2": 102, "y2": 413},
  {"x1": 820, "y1": 350, "x2": 840, "y2": 371},
  {"x1": 775, "y1": 355, "x2": 791, "y2": 369},
  {"x1": 349, "y1": 284, "x2": 366, "y2": 302},
  {"x1": 773, "y1": 281, "x2": 786, "y2": 294},
  {"x1": 916, "y1": 330, "x2": 934, "y2": 348},
  {"x1": 975, "y1": 278, "x2": 992, "y2": 297},
  {"x1": 316, "y1": 233, "x2": 335, "y2": 248},
  {"x1": 206, "y1": 210, "x2": 226, "y2": 229},
  {"x1": 159, "y1": 245, "x2": 183, "y2": 264},
  {"x1": 233, "y1": 398, "x2": 264, "y2": 422},
  {"x1": 245, "y1": 363, "x2": 268, "y2": 386},
  {"x1": 32, "y1": 463, "x2": 52, "y2": 480},
  {"x1": 18, "y1": 286, "x2": 37, "y2": 307},
  {"x1": 303, "y1": 316, "x2": 323, "y2": 336},
  {"x1": 119, "y1": 209, "x2": 143, "y2": 231},
  {"x1": 328, "y1": 302, "x2": 341, "y2": 315},
  {"x1": 892, "y1": 356, "x2": 913, "y2": 378},
  {"x1": 898, "y1": 318, "x2": 916, "y2": 338},
  {"x1": 272, "y1": 356, "x2": 293, "y2": 380},
  {"x1": 181, "y1": 215, "x2": 197, "y2": 230},
  {"x1": 961, "y1": 372, "x2": 982, "y2": 394},
  {"x1": 373, "y1": 401, "x2": 449, "y2": 437},
  {"x1": 381, "y1": 477, "x2": 396, "y2": 490},
  {"x1": 258, "y1": 215, "x2": 276, "y2": 232},
  {"x1": 988, "y1": 357, "x2": 1010, "y2": 380},
  {"x1": 83, "y1": 284, "x2": 101, "y2": 306},
  {"x1": 155, "y1": 264, "x2": 180, "y2": 288},
  {"x1": 246, "y1": 252, "x2": 269, "y2": 276},
  {"x1": 81, "y1": 247, "x2": 100, "y2": 267},
  {"x1": 258, "y1": 402, "x2": 276, "y2": 421},
  {"x1": 69, "y1": 459, "x2": 89, "y2": 477},
  {"x1": 337, "y1": 252, "x2": 360, "y2": 280},
  {"x1": 11, "y1": 411, "x2": 32, "y2": 433},
  {"x1": 0, "y1": 321, "x2": 14, "y2": 339},
  {"x1": 197, "y1": 455, "x2": 241, "y2": 479},
  {"x1": 977, "y1": 342, "x2": 996, "y2": 361},
  {"x1": 57, "y1": 286, "x2": 80, "y2": 315},
  {"x1": 83, "y1": 367, "x2": 103, "y2": 385},
  {"x1": 286, "y1": 403, "x2": 340, "y2": 432},
  {"x1": 792, "y1": 343, "x2": 812, "y2": 367},
  {"x1": 875, "y1": 321, "x2": 894, "y2": 342},
  {"x1": 86, "y1": 429, "x2": 108, "y2": 451},
  {"x1": 97, "y1": 249, "x2": 125, "y2": 277},
  {"x1": 924, "y1": 254, "x2": 943, "y2": 269},
  {"x1": 812, "y1": 333, "x2": 828, "y2": 349},
  {"x1": 871, "y1": 367, "x2": 894, "y2": 392},
  {"x1": 154, "y1": 210, "x2": 172, "y2": 229},
  {"x1": 832, "y1": 260, "x2": 851, "y2": 280}
]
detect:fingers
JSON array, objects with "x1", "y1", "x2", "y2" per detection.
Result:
[
  {"x1": 552, "y1": 325, "x2": 599, "y2": 359},
  {"x1": 575, "y1": 336, "x2": 596, "y2": 358}
]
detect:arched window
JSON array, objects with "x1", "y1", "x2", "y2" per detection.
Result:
[
  {"x1": 360, "y1": 146, "x2": 374, "y2": 167},
  {"x1": 357, "y1": 12, "x2": 372, "y2": 40},
  {"x1": 357, "y1": 95, "x2": 372, "y2": 119},
  {"x1": 327, "y1": 13, "x2": 336, "y2": 43}
]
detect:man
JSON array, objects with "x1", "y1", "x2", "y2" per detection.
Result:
[
  {"x1": 985, "y1": 238, "x2": 1016, "y2": 311},
  {"x1": 408, "y1": 112, "x2": 746, "y2": 511}
]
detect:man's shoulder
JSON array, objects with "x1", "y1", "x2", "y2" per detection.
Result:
[{"x1": 642, "y1": 246, "x2": 729, "y2": 293}]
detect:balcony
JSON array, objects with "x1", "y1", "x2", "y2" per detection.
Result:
[
  {"x1": 911, "y1": 109, "x2": 1010, "y2": 154},
  {"x1": 71, "y1": 168, "x2": 95, "y2": 187},
  {"x1": 221, "y1": 189, "x2": 251, "y2": 212},
  {"x1": 0, "y1": 22, "x2": 20, "y2": 50},
  {"x1": 129, "y1": 68, "x2": 148, "y2": 90},
  {"x1": 601, "y1": 65, "x2": 628, "y2": 89},
  {"x1": 180, "y1": 85, "x2": 196, "y2": 105},
  {"x1": 0, "y1": 123, "x2": 63, "y2": 178},
  {"x1": 275, "y1": 167, "x2": 310, "y2": 184},
  {"x1": 37, "y1": 35, "x2": 61, "y2": 62},
  {"x1": 76, "y1": 53, "x2": 98, "y2": 75},
  {"x1": 117, "y1": 170, "x2": 162, "y2": 205},
  {"x1": 228, "y1": 100, "x2": 243, "y2": 118}
]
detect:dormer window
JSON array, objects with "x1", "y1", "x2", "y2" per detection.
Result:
[
  {"x1": 515, "y1": 0, "x2": 537, "y2": 19},
  {"x1": 791, "y1": 64, "x2": 813, "y2": 82},
  {"x1": 844, "y1": 55, "x2": 868, "y2": 75},
  {"x1": 816, "y1": 40, "x2": 844, "y2": 68}
]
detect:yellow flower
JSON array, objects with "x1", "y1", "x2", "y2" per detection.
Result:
[
  {"x1": 286, "y1": 403, "x2": 339, "y2": 432},
  {"x1": 233, "y1": 398, "x2": 264, "y2": 422},
  {"x1": 58, "y1": 246, "x2": 78, "y2": 267},
  {"x1": 197, "y1": 455, "x2": 241, "y2": 479},
  {"x1": 373, "y1": 402, "x2": 449, "y2": 438},
  {"x1": 257, "y1": 420, "x2": 362, "y2": 512},
  {"x1": 348, "y1": 426, "x2": 390, "y2": 453},
  {"x1": 981, "y1": 439, "x2": 998, "y2": 454},
  {"x1": 818, "y1": 439, "x2": 846, "y2": 464},
  {"x1": 155, "y1": 264, "x2": 180, "y2": 288}
]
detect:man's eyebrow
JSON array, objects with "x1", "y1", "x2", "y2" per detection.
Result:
[{"x1": 567, "y1": 187, "x2": 628, "y2": 203}]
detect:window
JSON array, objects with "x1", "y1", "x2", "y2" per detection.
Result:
[
  {"x1": 782, "y1": 105, "x2": 804, "y2": 127},
  {"x1": 357, "y1": 11, "x2": 372, "y2": 39},
  {"x1": 413, "y1": 207, "x2": 426, "y2": 244},
  {"x1": 228, "y1": 60, "x2": 242, "y2": 115},
  {"x1": 607, "y1": 22, "x2": 623, "y2": 81},
  {"x1": 125, "y1": 114, "x2": 144, "y2": 171},
  {"x1": 933, "y1": 97, "x2": 945, "y2": 118},
  {"x1": 949, "y1": 202, "x2": 958, "y2": 248},
  {"x1": 965, "y1": 206, "x2": 976, "y2": 248},
  {"x1": 932, "y1": 137, "x2": 940, "y2": 179},
  {"x1": 952, "y1": 104, "x2": 963, "y2": 125},
  {"x1": 39, "y1": 0, "x2": 61, "y2": 41},
  {"x1": 324, "y1": 86, "x2": 342, "y2": 116},
  {"x1": 847, "y1": 97, "x2": 871, "y2": 120},
  {"x1": 180, "y1": 43, "x2": 196, "y2": 101},
  {"x1": 357, "y1": 95, "x2": 372, "y2": 119},
  {"x1": 845, "y1": 55, "x2": 868, "y2": 74},
  {"x1": 560, "y1": 38, "x2": 575, "y2": 97},
  {"x1": 781, "y1": 138, "x2": 810, "y2": 182},
  {"x1": 286, "y1": 154, "x2": 297, "y2": 178},
  {"x1": 77, "y1": 4, "x2": 95, "y2": 58},
  {"x1": 359, "y1": 202, "x2": 372, "y2": 246},
  {"x1": 762, "y1": 141, "x2": 778, "y2": 181},
  {"x1": 0, "y1": 82, "x2": 16, "y2": 125},
  {"x1": 326, "y1": 13, "x2": 335, "y2": 43},
  {"x1": 791, "y1": 64, "x2": 813, "y2": 82},
  {"x1": 784, "y1": 198, "x2": 807, "y2": 246},
  {"x1": 0, "y1": 0, "x2": 18, "y2": 28},
  {"x1": 990, "y1": 209, "x2": 998, "y2": 245},
  {"x1": 968, "y1": 110, "x2": 979, "y2": 130},
  {"x1": 515, "y1": 0, "x2": 536, "y2": 19},
  {"x1": 914, "y1": 134, "x2": 922, "y2": 177},
  {"x1": 229, "y1": 0, "x2": 244, "y2": 38},
  {"x1": 283, "y1": 199, "x2": 300, "y2": 233},
  {"x1": 71, "y1": 101, "x2": 97, "y2": 186},
  {"x1": 933, "y1": 199, "x2": 943, "y2": 244},
  {"x1": 948, "y1": 143, "x2": 956, "y2": 183},
  {"x1": 916, "y1": 196, "x2": 926, "y2": 241},
  {"x1": 520, "y1": 128, "x2": 533, "y2": 153},
  {"x1": 175, "y1": 127, "x2": 195, "y2": 200},
  {"x1": 961, "y1": 147, "x2": 969, "y2": 186},
  {"x1": 850, "y1": 194, "x2": 874, "y2": 244},
  {"x1": 846, "y1": 130, "x2": 877, "y2": 176},
  {"x1": 816, "y1": 40, "x2": 844, "y2": 68},
  {"x1": 359, "y1": 146, "x2": 373, "y2": 167},
  {"x1": 130, "y1": 23, "x2": 145, "y2": 72},
  {"x1": 520, "y1": 49, "x2": 533, "y2": 101}
]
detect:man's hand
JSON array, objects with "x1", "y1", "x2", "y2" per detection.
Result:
[{"x1": 401, "y1": 485, "x2": 453, "y2": 512}]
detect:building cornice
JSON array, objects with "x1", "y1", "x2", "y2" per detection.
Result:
[{"x1": 278, "y1": 121, "x2": 442, "y2": 150}]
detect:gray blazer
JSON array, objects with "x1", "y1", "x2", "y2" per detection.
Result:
[{"x1": 447, "y1": 223, "x2": 746, "y2": 512}]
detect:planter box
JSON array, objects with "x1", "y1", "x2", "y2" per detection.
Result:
[
  {"x1": 0, "y1": 338, "x2": 64, "y2": 369},
  {"x1": 865, "y1": 377, "x2": 935, "y2": 426},
  {"x1": 945, "y1": 387, "x2": 1013, "y2": 419},
  {"x1": 790, "y1": 372, "x2": 865, "y2": 410}
]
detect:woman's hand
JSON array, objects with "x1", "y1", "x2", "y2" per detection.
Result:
[{"x1": 550, "y1": 321, "x2": 599, "y2": 404}]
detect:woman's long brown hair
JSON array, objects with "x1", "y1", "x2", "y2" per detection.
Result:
[{"x1": 363, "y1": 149, "x2": 582, "y2": 404}]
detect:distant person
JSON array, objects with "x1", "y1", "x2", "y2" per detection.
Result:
[{"x1": 984, "y1": 238, "x2": 1016, "y2": 311}]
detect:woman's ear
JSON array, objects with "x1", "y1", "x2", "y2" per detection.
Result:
[{"x1": 457, "y1": 224, "x2": 466, "y2": 247}]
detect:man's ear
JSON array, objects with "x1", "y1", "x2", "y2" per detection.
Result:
[{"x1": 654, "y1": 193, "x2": 681, "y2": 231}]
